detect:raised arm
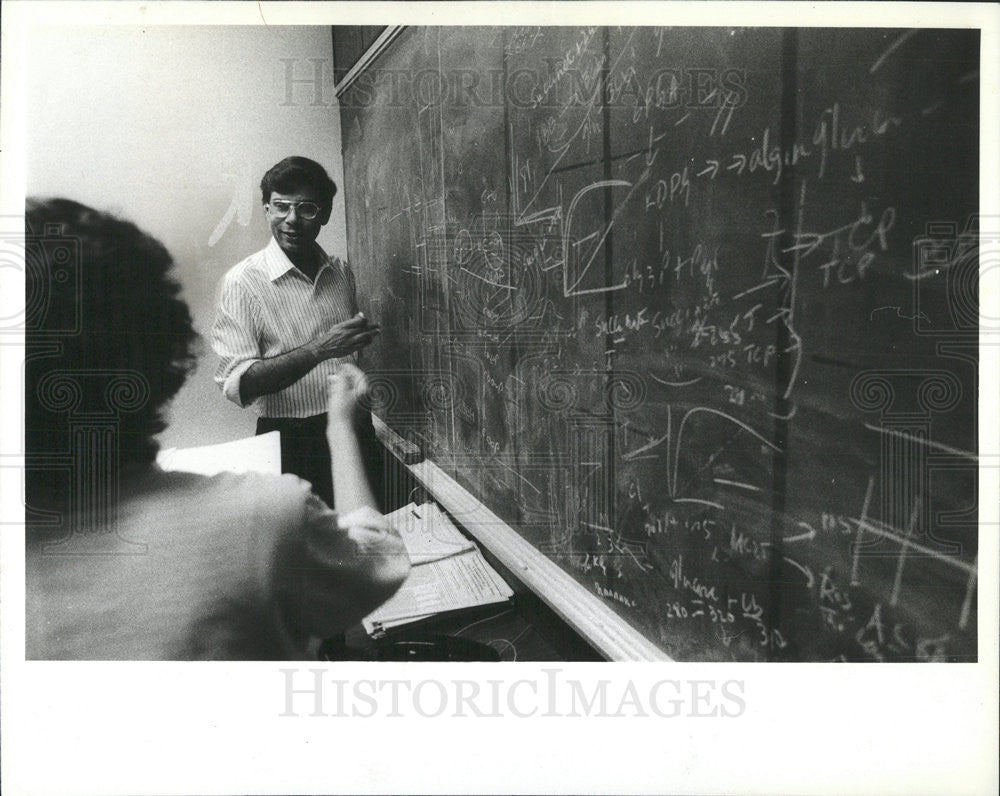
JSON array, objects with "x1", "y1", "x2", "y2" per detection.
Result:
[
  {"x1": 326, "y1": 364, "x2": 378, "y2": 514},
  {"x1": 272, "y1": 364, "x2": 409, "y2": 640}
]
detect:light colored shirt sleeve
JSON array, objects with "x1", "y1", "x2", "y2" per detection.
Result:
[
  {"x1": 271, "y1": 490, "x2": 411, "y2": 640},
  {"x1": 211, "y1": 275, "x2": 263, "y2": 408}
]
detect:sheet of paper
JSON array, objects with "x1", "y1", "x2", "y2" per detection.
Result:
[
  {"x1": 362, "y1": 548, "x2": 513, "y2": 634},
  {"x1": 155, "y1": 430, "x2": 281, "y2": 476},
  {"x1": 385, "y1": 502, "x2": 476, "y2": 564},
  {"x1": 359, "y1": 612, "x2": 436, "y2": 633},
  {"x1": 365, "y1": 553, "x2": 514, "y2": 633}
]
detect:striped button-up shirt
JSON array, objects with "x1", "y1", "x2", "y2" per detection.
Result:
[{"x1": 211, "y1": 237, "x2": 359, "y2": 418}]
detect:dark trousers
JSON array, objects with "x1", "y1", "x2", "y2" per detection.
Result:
[{"x1": 256, "y1": 412, "x2": 384, "y2": 511}]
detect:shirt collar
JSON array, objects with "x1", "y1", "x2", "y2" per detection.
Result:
[{"x1": 263, "y1": 236, "x2": 334, "y2": 282}]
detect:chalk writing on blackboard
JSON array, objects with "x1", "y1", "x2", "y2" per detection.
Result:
[{"x1": 340, "y1": 26, "x2": 979, "y2": 661}]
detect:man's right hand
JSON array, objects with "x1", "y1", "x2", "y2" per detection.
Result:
[
  {"x1": 310, "y1": 313, "x2": 380, "y2": 362},
  {"x1": 237, "y1": 313, "x2": 379, "y2": 405}
]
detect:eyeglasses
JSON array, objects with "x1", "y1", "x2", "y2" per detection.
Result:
[{"x1": 267, "y1": 200, "x2": 322, "y2": 220}]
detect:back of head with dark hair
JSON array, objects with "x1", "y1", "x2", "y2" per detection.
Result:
[
  {"x1": 259, "y1": 156, "x2": 338, "y2": 206},
  {"x1": 25, "y1": 198, "x2": 198, "y2": 482}
]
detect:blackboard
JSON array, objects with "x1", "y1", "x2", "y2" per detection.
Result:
[{"x1": 338, "y1": 26, "x2": 979, "y2": 661}]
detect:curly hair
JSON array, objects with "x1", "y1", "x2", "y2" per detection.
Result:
[
  {"x1": 259, "y1": 156, "x2": 337, "y2": 206},
  {"x1": 25, "y1": 198, "x2": 198, "y2": 472}
]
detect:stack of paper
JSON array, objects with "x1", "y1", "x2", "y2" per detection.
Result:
[
  {"x1": 362, "y1": 503, "x2": 513, "y2": 635},
  {"x1": 387, "y1": 502, "x2": 476, "y2": 564}
]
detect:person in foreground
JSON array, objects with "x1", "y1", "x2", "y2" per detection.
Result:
[{"x1": 25, "y1": 198, "x2": 409, "y2": 660}]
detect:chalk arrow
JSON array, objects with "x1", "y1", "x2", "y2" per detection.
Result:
[
  {"x1": 783, "y1": 556, "x2": 815, "y2": 589},
  {"x1": 850, "y1": 155, "x2": 865, "y2": 183},
  {"x1": 766, "y1": 306, "x2": 793, "y2": 324},
  {"x1": 696, "y1": 160, "x2": 719, "y2": 179},
  {"x1": 783, "y1": 521, "x2": 817, "y2": 544}
]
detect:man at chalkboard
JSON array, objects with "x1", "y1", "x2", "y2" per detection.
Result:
[{"x1": 211, "y1": 156, "x2": 382, "y2": 507}]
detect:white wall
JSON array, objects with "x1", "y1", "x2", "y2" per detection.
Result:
[{"x1": 27, "y1": 25, "x2": 347, "y2": 449}]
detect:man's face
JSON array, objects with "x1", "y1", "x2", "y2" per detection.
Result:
[{"x1": 265, "y1": 188, "x2": 326, "y2": 259}]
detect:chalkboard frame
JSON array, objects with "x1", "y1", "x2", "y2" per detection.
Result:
[
  {"x1": 333, "y1": 26, "x2": 405, "y2": 97},
  {"x1": 373, "y1": 414, "x2": 672, "y2": 660}
]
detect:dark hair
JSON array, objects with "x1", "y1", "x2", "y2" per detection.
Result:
[
  {"x1": 259, "y1": 156, "x2": 337, "y2": 206},
  {"x1": 25, "y1": 198, "x2": 198, "y2": 473}
]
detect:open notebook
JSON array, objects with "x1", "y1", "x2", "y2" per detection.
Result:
[{"x1": 362, "y1": 502, "x2": 513, "y2": 636}]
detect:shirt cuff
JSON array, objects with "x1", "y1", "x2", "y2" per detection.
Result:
[
  {"x1": 337, "y1": 505, "x2": 388, "y2": 532},
  {"x1": 223, "y1": 358, "x2": 260, "y2": 408}
]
